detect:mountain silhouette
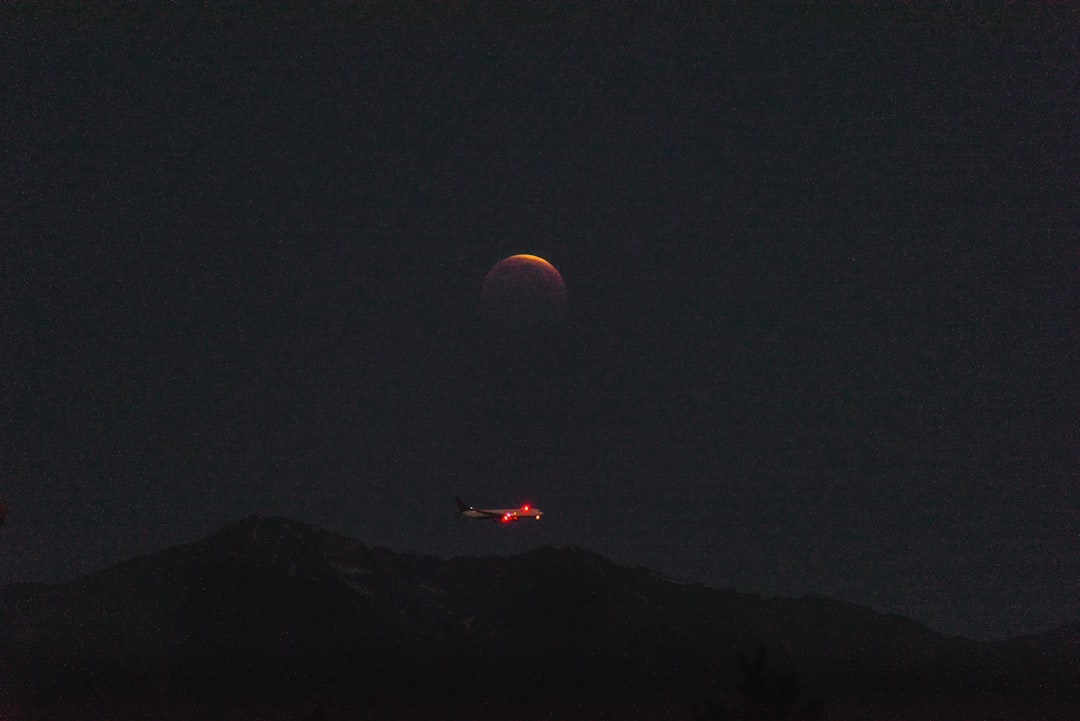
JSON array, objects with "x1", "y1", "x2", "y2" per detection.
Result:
[{"x1": 0, "y1": 516, "x2": 1075, "y2": 720}]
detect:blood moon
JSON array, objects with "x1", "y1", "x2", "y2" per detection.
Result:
[{"x1": 482, "y1": 254, "x2": 567, "y2": 325}]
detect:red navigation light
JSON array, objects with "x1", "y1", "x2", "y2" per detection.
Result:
[{"x1": 522, "y1": 504, "x2": 530, "y2": 511}]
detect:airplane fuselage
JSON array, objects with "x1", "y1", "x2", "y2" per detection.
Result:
[{"x1": 457, "y1": 498, "x2": 542, "y2": 523}]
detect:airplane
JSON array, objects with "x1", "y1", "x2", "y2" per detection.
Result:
[{"x1": 456, "y1": 497, "x2": 543, "y2": 523}]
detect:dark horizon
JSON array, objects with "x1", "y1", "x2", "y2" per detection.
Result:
[
  {"x1": 3, "y1": 2, "x2": 1078, "y2": 643},
  {"x1": 7, "y1": 510, "x2": 1078, "y2": 646},
  {"x1": 2, "y1": 513, "x2": 1076, "y2": 721}
]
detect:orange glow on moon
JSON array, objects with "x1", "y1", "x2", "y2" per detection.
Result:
[{"x1": 482, "y1": 254, "x2": 567, "y2": 324}]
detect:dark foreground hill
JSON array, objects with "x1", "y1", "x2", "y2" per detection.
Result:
[{"x1": 0, "y1": 516, "x2": 1076, "y2": 720}]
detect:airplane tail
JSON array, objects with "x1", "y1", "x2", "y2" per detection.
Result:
[{"x1": 455, "y1": 496, "x2": 468, "y2": 513}]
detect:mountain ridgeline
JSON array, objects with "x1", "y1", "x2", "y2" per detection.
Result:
[{"x1": 0, "y1": 516, "x2": 1075, "y2": 720}]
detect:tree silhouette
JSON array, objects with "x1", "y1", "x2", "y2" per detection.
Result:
[
  {"x1": 695, "y1": 646, "x2": 824, "y2": 721},
  {"x1": 303, "y1": 706, "x2": 328, "y2": 721}
]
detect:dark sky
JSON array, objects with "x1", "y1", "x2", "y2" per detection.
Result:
[{"x1": 3, "y1": 2, "x2": 1078, "y2": 641}]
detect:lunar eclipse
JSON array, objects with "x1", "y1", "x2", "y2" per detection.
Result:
[{"x1": 482, "y1": 254, "x2": 567, "y2": 325}]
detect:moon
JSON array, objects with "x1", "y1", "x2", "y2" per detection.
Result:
[{"x1": 482, "y1": 254, "x2": 567, "y2": 325}]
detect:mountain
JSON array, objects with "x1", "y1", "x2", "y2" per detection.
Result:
[{"x1": 0, "y1": 516, "x2": 1075, "y2": 720}]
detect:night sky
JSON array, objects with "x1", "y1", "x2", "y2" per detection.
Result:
[{"x1": 3, "y1": 3, "x2": 1078, "y2": 641}]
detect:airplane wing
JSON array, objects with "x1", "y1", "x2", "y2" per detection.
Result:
[{"x1": 456, "y1": 498, "x2": 504, "y2": 521}]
